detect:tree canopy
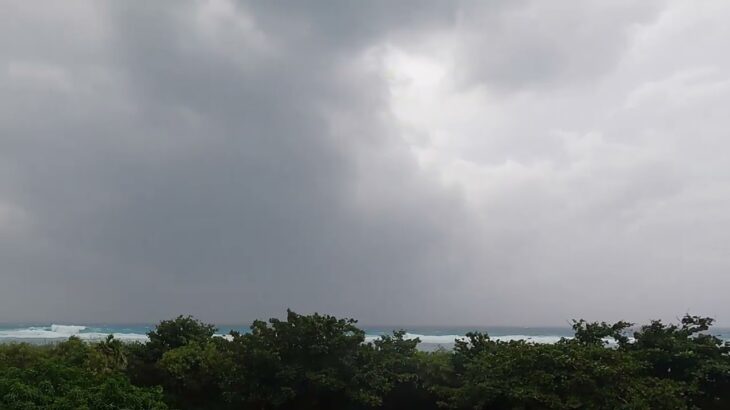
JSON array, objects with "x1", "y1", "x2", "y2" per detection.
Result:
[{"x1": 2, "y1": 312, "x2": 730, "y2": 409}]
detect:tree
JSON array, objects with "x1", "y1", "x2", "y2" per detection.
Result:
[
  {"x1": 628, "y1": 315, "x2": 730, "y2": 409},
  {"x1": 125, "y1": 315, "x2": 222, "y2": 409},
  {"x1": 0, "y1": 338, "x2": 167, "y2": 409},
  {"x1": 572, "y1": 319, "x2": 633, "y2": 347},
  {"x1": 223, "y1": 309, "x2": 384, "y2": 409},
  {"x1": 147, "y1": 315, "x2": 217, "y2": 357}
]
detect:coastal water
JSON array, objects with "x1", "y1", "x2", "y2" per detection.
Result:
[{"x1": 3, "y1": 323, "x2": 730, "y2": 350}]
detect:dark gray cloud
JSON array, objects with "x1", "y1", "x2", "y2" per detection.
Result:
[{"x1": 2, "y1": 0, "x2": 730, "y2": 326}]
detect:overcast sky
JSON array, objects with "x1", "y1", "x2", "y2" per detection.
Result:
[{"x1": 2, "y1": 0, "x2": 730, "y2": 326}]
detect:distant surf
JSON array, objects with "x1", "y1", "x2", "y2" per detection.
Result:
[
  {"x1": 0, "y1": 324, "x2": 149, "y2": 342},
  {"x1": 3, "y1": 324, "x2": 728, "y2": 348},
  {"x1": 0, "y1": 324, "x2": 574, "y2": 346},
  {"x1": 364, "y1": 333, "x2": 565, "y2": 345}
]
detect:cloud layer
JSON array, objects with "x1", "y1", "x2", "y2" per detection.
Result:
[{"x1": 2, "y1": 0, "x2": 730, "y2": 325}]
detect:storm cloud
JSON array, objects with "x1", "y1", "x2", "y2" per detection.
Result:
[{"x1": 2, "y1": 0, "x2": 730, "y2": 326}]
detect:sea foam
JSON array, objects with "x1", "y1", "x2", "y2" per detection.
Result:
[
  {"x1": 0, "y1": 325, "x2": 148, "y2": 342},
  {"x1": 365, "y1": 333, "x2": 567, "y2": 345},
  {"x1": 0, "y1": 325, "x2": 578, "y2": 346},
  {"x1": 50, "y1": 324, "x2": 87, "y2": 334}
]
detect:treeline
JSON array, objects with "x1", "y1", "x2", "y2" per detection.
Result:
[{"x1": 1, "y1": 311, "x2": 730, "y2": 409}]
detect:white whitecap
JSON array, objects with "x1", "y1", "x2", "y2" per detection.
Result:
[
  {"x1": 50, "y1": 324, "x2": 86, "y2": 334},
  {"x1": 0, "y1": 325, "x2": 148, "y2": 342},
  {"x1": 77, "y1": 332, "x2": 149, "y2": 341},
  {"x1": 365, "y1": 333, "x2": 570, "y2": 345}
]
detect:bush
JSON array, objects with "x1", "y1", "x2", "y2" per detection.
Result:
[{"x1": 3, "y1": 312, "x2": 730, "y2": 409}]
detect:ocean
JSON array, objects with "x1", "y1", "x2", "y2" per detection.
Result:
[{"x1": 3, "y1": 323, "x2": 730, "y2": 350}]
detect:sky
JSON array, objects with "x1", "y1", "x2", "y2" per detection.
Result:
[{"x1": 2, "y1": 0, "x2": 730, "y2": 326}]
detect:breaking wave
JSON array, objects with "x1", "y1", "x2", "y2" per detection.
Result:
[
  {"x1": 1, "y1": 326, "x2": 631, "y2": 346},
  {"x1": 0, "y1": 324, "x2": 148, "y2": 342},
  {"x1": 365, "y1": 333, "x2": 567, "y2": 345}
]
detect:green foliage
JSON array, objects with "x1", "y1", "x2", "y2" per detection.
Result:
[
  {"x1": 158, "y1": 338, "x2": 232, "y2": 409},
  {"x1": 572, "y1": 319, "x2": 633, "y2": 346},
  {"x1": 89, "y1": 335, "x2": 129, "y2": 374},
  {"x1": 127, "y1": 316, "x2": 224, "y2": 409},
  {"x1": 2, "y1": 312, "x2": 730, "y2": 409},
  {"x1": 221, "y1": 309, "x2": 375, "y2": 409},
  {"x1": 0, "y1": 337, "x2": 166, "y2": 409},
  {"x1": 146, "y1": 315, "x2": 217, "y2": 358},
  {"x1": 627, "y1": 315, "x2": 730, "y2": 409},
  {"x1": 445, "y1": 338, "x2": 686, "y2": 409}
]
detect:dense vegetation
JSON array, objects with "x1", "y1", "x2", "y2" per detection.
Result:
[{"x1": 1, "y1": 311, "x2": 730, "y2": 409}]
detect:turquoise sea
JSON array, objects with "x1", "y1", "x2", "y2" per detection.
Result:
[{"x1": 2, "y1": 323, "x2": 730, "y2": 350}]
